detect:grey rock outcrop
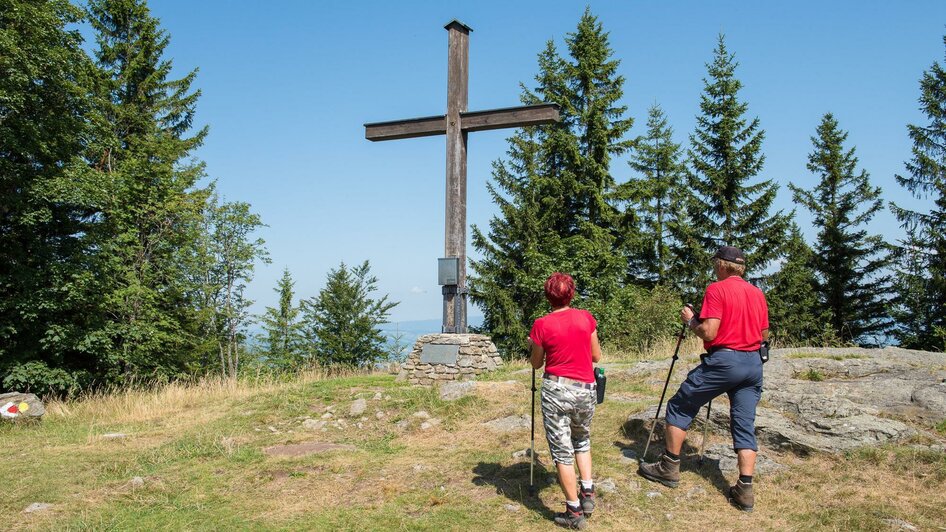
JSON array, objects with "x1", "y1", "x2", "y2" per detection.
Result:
[{"x1": 627, "y1": 347, "x2": 946, "y2": 454}]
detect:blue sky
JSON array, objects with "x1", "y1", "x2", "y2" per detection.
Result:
[{"x1": 136, "y1": 1, "x2": 946, "y2": 322}]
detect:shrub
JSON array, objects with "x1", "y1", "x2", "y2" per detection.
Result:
[{"x1": 2, "y1": 361, "x2": 82, "y2": 397}]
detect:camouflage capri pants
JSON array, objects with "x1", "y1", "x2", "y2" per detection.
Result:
[{"x1": 541, "y1": 378, "x2": 596, "y2": 465}]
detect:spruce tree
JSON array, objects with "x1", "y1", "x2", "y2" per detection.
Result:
[
  {"x1": 86, "y1": 0, "x2": 211, "y2": 378},
  {"x1": 764, "y1": 223, "x2": 826, "y2": 345},
  {"x1": 890, "y1": 34, "x2": 946, "y2": 351},
  {"x1": 469, "y1": 9, "x2": 634, "y2": 355},
  {"x1": 301, "y1": 261, "x2": 398, "y2": 367},
  {"x1": 0, "y1": 0, "x2": 106, "y2": 394},
  {"x1": 789, "y1": 113, "x2": 891, "y2": 344},
  {"x1": 679, "y1": 35, "x2": 788, "y2": 291},
  {"x1": 618, "y1": 104, "x2": 687, "y2": 285},
  {"x1": 260, "y1": 268, "x2": 305, "y2": 369}
]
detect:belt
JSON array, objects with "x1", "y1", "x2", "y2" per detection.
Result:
[
  {"x1": 543, "y1": 372, "x2": 596, "y2": 390},
  {"x1": 707, "y1": 346, "x2": 760, "y2": 355}
]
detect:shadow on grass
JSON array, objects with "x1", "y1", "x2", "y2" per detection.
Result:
[
  {"x1": 617, "y1": 415, "x2": 732, "y2": 497},
  {"x1": 472, "y1": 459, "x2": 556, "y2": 519}
]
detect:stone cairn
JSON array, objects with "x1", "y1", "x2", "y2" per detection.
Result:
[{"x1": 398, "y1": 333, "x2": 503, "y2": 385}]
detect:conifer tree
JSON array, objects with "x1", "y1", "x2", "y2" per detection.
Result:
[
  {"x1": 86, "y1": 0, "x2": 211, "y2": 378},
  {"x1": 301, "y1": 261, "x2": 398, "y2": 367},
  {"x1": 765, "y1": 223, "x2": 825, "y2": 345},
  {"x1": 679, "y1": 35, "x2": 788, "y2": 291},
  {"x1": 469, "y1": 9, "x2": 634, "y2": 354},
  {"x1": 260, "y1": 268, "x2": 305, "y2": 369},
  {"x1": 0, "y1": 0, "x2": 104, "y2": 393},
  {"x1": 790, "y1": 113, "x2": 891, "y2": 344},
  {"x1": 618, "y1": 104, "x2": 687, "y2": 284},
  {"x1": 890, "y1": 34, "x2": 946, "y2": 351}
]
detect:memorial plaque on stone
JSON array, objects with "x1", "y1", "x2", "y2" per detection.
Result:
[{"x1": 420, "y1": 344, "x2": 460, "y2": 365}]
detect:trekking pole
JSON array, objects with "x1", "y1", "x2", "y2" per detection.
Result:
[
  {"x1": 641, "y1": 313, "x2": 690, "y2": 461},
  {"x1": 529, "y1": 368, "x2": 537, "y2": 496},
  {"x1": 698, "y1": 398, "x2": 713, "y2": 466}
]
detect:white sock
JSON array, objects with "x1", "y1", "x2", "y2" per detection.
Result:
[
  {"x1": 580, "y1": 479, "x2": 593, "y2": 490},
  {"x1": 566, "y1": 499, "x2": 580, "y2": 508}
]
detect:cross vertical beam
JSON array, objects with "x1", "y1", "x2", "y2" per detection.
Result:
[
  {"x1": 443, "y1": 21, "x2": 470, "y2": 333},
  {"x1": 363, "y1": 21, "x2": 560, "y2": 336}
]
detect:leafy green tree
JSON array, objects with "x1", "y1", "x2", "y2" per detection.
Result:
[
  {"x1": 764, "y1": 223, "x2": 826, "y2": 345},
  {"x1": 470, "y1": 9, "x2": 634, "y2": 355},
  {"x1": 617, "y1": 104, "x2": 687, "y2": 285},
  {"x1": 204, "y1": 199, "x2": 268, "y2": 378},
  {"x1": 677, "y1": 35, "x2": 789, "y2": 292},
  {"x1": 0, "y1": 0, "x2": 106, "y2": 393},
  {"x1": 86, "y1": 0, "x2": 211, "y2": 378},
  {"x1": 301, "y1": 261, "x2": 398, "y2": 367},
  {"x1": 260, "y1": 268, "x2": 305, "y2": 369},
  {"x1": 890, "y1": 34, "x2": 946, "y2": 351},
  {"x1": 790, "y1": 113, "x2": 891, "y2": 344}
]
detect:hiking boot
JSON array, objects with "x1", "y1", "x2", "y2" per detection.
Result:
[
  {"x1": 729, "y1": 480, "x2": 754, "y2": 512},
  {"x1": 637, "y1": 453, "x2": 680, "y2": 488},
  {"x1": 578, "y1": 484, "x2": 595, "y2": 517},
  {"x1": 553, "y1": 505, "x2": 587, "y2": 530}
]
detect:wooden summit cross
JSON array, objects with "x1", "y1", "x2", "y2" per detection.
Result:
[{"x1": 364, "y1": 20, "x2": 560, "y2": 334}]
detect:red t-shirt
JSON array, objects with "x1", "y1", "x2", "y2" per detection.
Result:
[
  {"x1": 699, "y1": 276, "x2": 769, "y2": 351},
  {"x1": 529, "y1": 308, "x2": 597, "y2": 383}
]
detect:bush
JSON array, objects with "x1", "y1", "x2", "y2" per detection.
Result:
[
  {"x1": 589, "y1": 284, "x2": 680, "y2": 351},
  {"x1": 2, "y1": 361, "x2": 82, "y2": 397}
]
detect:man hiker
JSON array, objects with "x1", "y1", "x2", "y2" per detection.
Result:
[
  {"x1": 529, "y1": 273, "x2": 602, "y2": 529},
  {"x1": 637, "y1": 246, "x2": 769, "y2": 512}
]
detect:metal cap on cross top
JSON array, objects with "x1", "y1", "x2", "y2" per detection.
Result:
[{"x1": 364, "y1": 21, "x2": 561, "y2": 334}]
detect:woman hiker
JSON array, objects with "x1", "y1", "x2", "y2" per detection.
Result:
[{"x1": 529, "y1": 272, "x2": 602, "y2": 529}]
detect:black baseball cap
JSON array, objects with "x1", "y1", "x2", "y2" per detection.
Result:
[{"x1": 714, "y1": 246, "x2": 746, "y2": 264}]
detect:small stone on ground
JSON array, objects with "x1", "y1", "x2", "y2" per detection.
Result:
[
  {"x1": 483, "y1": 415, "x2": 531, "y2": 432},
  {"x1": 439, "y1": 381, "x2": 477, "y2": 401},
  {"x1": 302, "y1": 419, "x2": 326, "y2": 431},
  {"x1": 101, "y1": 433, "x2": 127, "y2": 439},
  {"x1": 350, "y1": 398, "x2": 367, "y2": 416},
  {"x1": 597, "y1": 478, "x2": 617, "y2": 494},
  {"x1": 129, "y1": 476, "x2": 145, "y2": 488},
  {"x1": 420, "y1": 418, "x2": 441, "y2": 430},
  {"x1": 504, "y1": 503, "x2": 521, "y2": 512},
  {"x1": 413, "y1": 410, "x2": 431, "y2": 420},
  {"x1": 23, "y1": 503, "x2": 53, "y2": 514},
  {"x1": 882, "y1": 518, "x2": 918, "y2": 531},
  {"x1": 646, "y1": 491, "x2": 662, "y2": 499}
]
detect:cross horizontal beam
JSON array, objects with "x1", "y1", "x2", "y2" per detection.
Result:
[{"x1": 364, "y1": 103, "x2": 560, "y2": 141}]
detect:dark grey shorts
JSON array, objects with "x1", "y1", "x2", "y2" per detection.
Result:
[{"x1": 541, "y1": 378, "x2": 596, "y2": 465}]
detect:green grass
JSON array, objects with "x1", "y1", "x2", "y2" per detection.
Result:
[
  {"x1": 935, "y1": 419, "x2": 946, "y2": 435},
  {"x1": 3, "y1": 362, "x2": 946, "y2": 531},
  {"x1": 797, "y1": 368, "x2": 825, "y2": 381}
]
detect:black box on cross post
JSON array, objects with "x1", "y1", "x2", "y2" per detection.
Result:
[{"x1": 438, "y1": 257, "x2": 459, "y2": 286}]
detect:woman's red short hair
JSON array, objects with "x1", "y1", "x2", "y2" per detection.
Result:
[{"x1": 544, "y1": 272, "x2": 575, "y2": 308}]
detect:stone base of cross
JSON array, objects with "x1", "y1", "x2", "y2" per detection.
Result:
[{"x1": 364, "y1": 20, "x2": 560, "y2": 333}]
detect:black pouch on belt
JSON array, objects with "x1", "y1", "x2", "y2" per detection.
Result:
[{"x1": 759, "y1": 341, "x2": 770, "y2": 364}]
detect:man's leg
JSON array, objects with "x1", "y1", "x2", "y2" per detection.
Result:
[
  {"x1": 639, "y1": 358, "x2": 726, "y2": 488},
  {"x1": 737, "y1": 448, "x2": 757, "y2": 476},
  {"x1": 665, "y1": 424, "x2": 687, "y2": 455},
  {"x1": 727, "y1": 365, "x2": 762, "y2": 512}
]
